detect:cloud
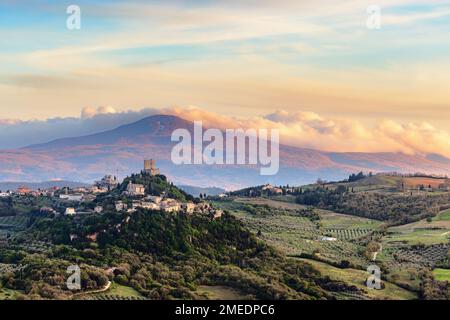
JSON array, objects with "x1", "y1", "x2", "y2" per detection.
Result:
[
  {"x1": 383, "y1": 7, "x2": 450, "y2": 25},
  {"x1": 165, "y1": 107, "x2": 450, "y2": 158},
  {"x1": 1, "y1": 106, "x2": 449, "y2": 158},
  {"x1": 81, "y1": 106, "x2": 117, "y2": 119},
  {"x1": 0, "y1": 107, "x2": 160, "y2": 149}
]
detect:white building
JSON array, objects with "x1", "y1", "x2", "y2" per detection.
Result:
[
  {"x1": 138, "y1": 202, "x2": 161, "y2": 210},
  {"x1": 65, "y1": 208, "x2": 76, "y2": 215},
  {"x1": 320, "y1": 236, "x2": 337, "y2": 242},
  {"x1": 147, "y1": 195, "x2": 162, "y2": 204},
  {"x1": 126, "y1": 183, "x2": 145, "y2": 196},
  {"x1": 161, "y1": 200, "x2": 181, "y2": 213},
  {"x1": 0, "y1": 192, "x2": 11, "y2": 198},
  {"x1": 60, "y1": 194, "x2": 83, "y2": 202},
  {"x1": 95, "y1": 175, "x2": 119, "y2": 190},
  {"x1": 115, "y1": 201, "x2": 127, "y2": 212}
]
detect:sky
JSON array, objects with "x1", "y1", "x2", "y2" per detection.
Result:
[{"x1": 0, "y1": 0, "x2": 450, "y2": 154}]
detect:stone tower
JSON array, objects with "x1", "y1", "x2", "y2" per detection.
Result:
[{"x1": 144, "y1": 159, "x2": 160, "y2": 176}]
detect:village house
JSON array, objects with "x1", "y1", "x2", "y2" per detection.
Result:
[
  {"x1": 125, "y1": 183, "x2": 145, "y2": 196},
  {"x1": 213, "y1": 209, "x2": 224, "y2": 219},
  {"x1": 271, "y1": 187, "x2": 283, "y2": 194},
  {"x1": 138, "y1": 202, "x2": 161, "y2": 210},
  {"x1": 90, "y1": 186, "x2": 108, "y2": 194},
  {"x1": 95, "y1": 175, "x2": 119, "y2": 191},
  {"x1": 115, "y1": 201, "x2": 128, "y2": 212},
  {"x1": 40, "y1": 206, "x2": 56, "y2": 214},
  {"x1": 60, "y1": 193, "x2": 83, "y2": 202},
  {"x1": 16, "y1": 186, "x2": 31, "y2": 195},
  {"x1": 160, "y1": 199, "x2": 181, "y2": 213},
  {"x1": 147, "y1": 195, "x2": 162, "y2": 203},
  {"x1": 65, "y1": 207, "x2": 76, "y2": 215},
  {"x1": 182, "y1": 202, "x2": 196, "y2": 214},
  {"x1": 320, "y1": 236, "x2": 337, "y2": 242},
  {"x1": 195, "y1": 202, "x2": 212, "y2": 214}
]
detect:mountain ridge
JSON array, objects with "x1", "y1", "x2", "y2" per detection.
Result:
[{"x1": 0, "y1": 114, "x2": 449, "y2": 188}]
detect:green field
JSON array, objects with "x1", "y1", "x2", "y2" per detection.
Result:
[
  {"x1": 235, "y1": 197, "x2": 307, "y2": 210},
  {"x1": 319, "y1": 209, "x2": 383, "y2": 240},
  {"x1": 385, "y1": 210, "x2": 450, "y2": 245},
  {"x1": 83, "y1": 282, "x2": 145, "y2": 300},
  {"x1": 433, "y1": 269, "x2": 450, "y2": 282},
  {"x1": 0, "y1": 215, "x2": 29, "y2": 227},
  {"x1": 214, "y1": 199, "x2": 381, "y2": 267},
  {"x1": 107, "y1": 282, "x2": 143, "y2": 297},
  {"x1": 298, "y1": 258, "x2": 417, "y2": 300},
  {"x1": 434, "y1": 209, "x2": 450, "y2": 221},
  {"x1": 319, "y1": 175, "x2": 450, "y2": 194},
  {"x1": 0, "y1": 287, "x2": 22, "y2": 300},
  {"x1": 319, "y1": 209, "x2": 383, "y2": 230}
]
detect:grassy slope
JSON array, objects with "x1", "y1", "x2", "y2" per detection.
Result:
[
  {"x1": 234, "y1": 197, "x2": 307, "y2": 210},
  {"x1": 318, "y1": 209, "x2": 383, "y2": 230},
  {"x1": 107, "y1": 282, "x2": 144, "y2": 298},
  {"x1": 434, "y1": 209, "x2": 450, "y2": 221},
  {"x1": 433, "y1": 269, "x2": 450, "y2": 282},
  {"x1": 319, "y1": 175, "x2": 449, "y2": 193},
  {"x1": 385, "y1": 209, "x2": 450, "y2": 245},
  {"x1": 83, "y1": 282, "x2": 145, "y2": 300},
  {"x1": 0, "y1": 287, "x2": 21, "y2": 300},
  {"x1": 298, "y1": 258, "x2": 417, "y2": 300},
  {"x1": 214, "y1": 199, "x2": 381, "y2": 268}
]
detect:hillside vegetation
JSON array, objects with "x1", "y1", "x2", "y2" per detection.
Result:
[{"x1": 0, "y1": 180, "x2": 359, "y2": 300}]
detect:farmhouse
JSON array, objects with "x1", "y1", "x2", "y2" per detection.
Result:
[
  {"x1": 320, "y1": 236, "x2": 337, "y2": 242},
  {"x1": 40, "y1": 206, "x2": 56, "y2": 214},
  {"x1": 65, "y1": 208, "x2": 76, "y2": 215}
]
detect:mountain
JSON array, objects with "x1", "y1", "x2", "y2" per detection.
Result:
[
  {"x1": 0, "y1": 181, "x2": 91, "y2": 192},
  {"x1": 178, "y1": 185, "x2": 226, "y2": 197},
  {"x1": 0, "y1": 114, "x2": 448, "y2": 189}
]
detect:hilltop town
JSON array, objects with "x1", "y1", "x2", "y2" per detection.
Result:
[{"x1": 0, "y1": 159, "x2": 223, "y2": 219}]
